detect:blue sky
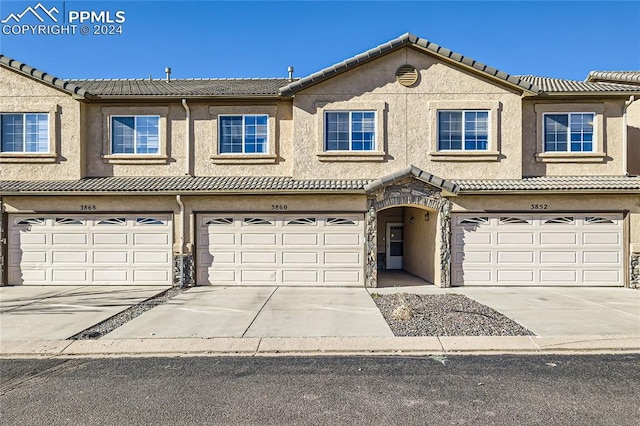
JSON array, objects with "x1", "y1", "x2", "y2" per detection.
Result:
[{"x1": 0, "y1": 1, "x2": 638, "y2": 81}]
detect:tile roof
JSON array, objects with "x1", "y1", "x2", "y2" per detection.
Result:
[
  {"x1": 452, "y1": 176, "x2": 640, "y2": 192},
  {"x1": 2, "y1": 175, "x2": 638, "y2": 195},
  {"x1": 0, "y1": 176, "x2": 368, "y2": 194},
  {"x1": 68, "y1": 78, "x2": 294, "y2": 97},
  {"x1": 365, "y1": 165, "x2": 459, "y2": 195},
  {"x1": 587, "y1": 71, "x2": 640, "y2": 85},
  {"x1": 0, "y1": 55, "x2": 88, "y2": 98},
  {"x1": 279, "y1": 33, "x2": 539, "y2": 96},
  {"x1": 517, "y1": 75, "x2": 640, "y2": 93}
]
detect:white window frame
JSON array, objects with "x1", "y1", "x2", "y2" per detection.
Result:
[
  {"x1": 437, "y1": 110, "x2": 490, "y2": 152},
  {"x1": 218, "y1": 114, "x2": 269, "y2": 154},
  {"x1": 324, "y1": 110, "x2": 377, "y2": 152},
  {"x1": 110, "y1": 115, "x2": 160, "y2": 155},
  {"x1": 0, "y1": 113, "x2": 50, "y2": 153},
  {"x1": 542, "y1": 112, "x2": 596, "y2": 153}
]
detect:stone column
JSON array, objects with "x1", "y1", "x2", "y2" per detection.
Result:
[
  {"x1": 631, "y1": 253, "x2": 639, "y2": 289},
  {"x1": 439, "y1": 199, "x2": 452, "y2": 288},
  {"x1": 365, "y1": 201, "x2": 378, "y2": 288}
]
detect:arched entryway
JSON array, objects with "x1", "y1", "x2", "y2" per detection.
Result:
[{"x1": 364, "y1": 166, "x2": 457, "y2": 288}]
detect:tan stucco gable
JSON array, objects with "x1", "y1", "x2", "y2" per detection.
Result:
[
  {"x1": 0, "y1": 54, "x2": 88, "y2": 98},
  {"x1": 279, "y1": 33, "x2": 539, "y2": 97}
]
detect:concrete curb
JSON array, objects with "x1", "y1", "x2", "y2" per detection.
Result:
[{"x1": 1, "y1": 336, "x2": 639, "y2": 357}]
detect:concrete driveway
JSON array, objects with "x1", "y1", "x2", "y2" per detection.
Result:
[
  {"x1": 106, "y1": 286, "x2": 394, "y2": 339},
  {"x1": 0, "y1": 285, "x2": 170, "y2": 340},
  {"x1": 373, "y1": 284, "x2": 640, "y2": 337}
]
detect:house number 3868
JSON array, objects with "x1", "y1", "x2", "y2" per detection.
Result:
[{"x1": 80, "y1": 205, "x2": 97, "y2": 211}]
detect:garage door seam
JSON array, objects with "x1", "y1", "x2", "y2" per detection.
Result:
[{"x1": 241, "y1": 287, "x2": 278, "y2": 337}]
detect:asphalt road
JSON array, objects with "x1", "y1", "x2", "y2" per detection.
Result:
[{"x1": 1, "y1": 355, "x2": 638, "y2": 425}]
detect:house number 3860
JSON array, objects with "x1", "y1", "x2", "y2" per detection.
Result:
[{"x1": 271, "y1": 204, "x2": 288, "y2": 211}]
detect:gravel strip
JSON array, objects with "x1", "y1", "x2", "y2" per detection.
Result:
[
  {"x1": 372, "y1": 293, "x2": 534, "y2": 337},
  {"x1": 69, "y1": 287, "x2": 189, "y2": 340}
]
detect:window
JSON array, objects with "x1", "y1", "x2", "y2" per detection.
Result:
[
  {"x1": 0, "y1": 113, "x2": 49, "y2": 153},
  {"x1": 219, "y1": 115, "x2": 268, "y2": 154},
  {"x1": 543, "y1": 113, "x2": 594, "y2": 152},
  {"x1": 438, "y1": 111, "x2": 488, "y2": 151},
  {"x1": 325, "y1": 111, "x2": 375, "y2": 151},
  {"x1": 111, "y1": 116, "x2": 159, "y2": 154}
]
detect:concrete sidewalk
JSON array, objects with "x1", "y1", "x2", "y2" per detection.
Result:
[{"x1": 1, "y1": 283, "x2": 639, "y2": 357}]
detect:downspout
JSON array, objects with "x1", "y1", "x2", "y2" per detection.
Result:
[
  {"x1": 623, "y1": 96, "x2": 635, "y2": 176},
  {"x1": 181, "y1": 99, "x2": 192, "y2": 176},
  {"x1": 176, "y1": 194, "x2": 185, "y2": 288}
]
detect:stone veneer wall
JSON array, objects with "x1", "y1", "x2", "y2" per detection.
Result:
[
  {"x1": 366, "y1": 179, "x2": 451, "y2": 287},
  {"x1": 173, "y1": 254, "x2": 194, "y2": 287},
  {"x1": 631, "y1": 253, "x2": 639, "y2": 289}
]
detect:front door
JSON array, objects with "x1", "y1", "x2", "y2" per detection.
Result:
[{"x1": 386, "y1": 222, "x2": 404, "y2": 269}]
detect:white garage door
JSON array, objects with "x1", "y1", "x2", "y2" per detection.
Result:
[
  {"x1": 197, "y1": 214, "x2": 364, "y2": 286},
  {"x1": 452, "y1": 213, "x2": 623, "y2": 286},
  {"x1": 8, "y1": 214, "x2": 173, "y2": 285}
]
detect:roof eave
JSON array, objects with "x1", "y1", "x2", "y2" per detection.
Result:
[{"x1": 88, "y1": 94, "x2": 285, "y2": 101}]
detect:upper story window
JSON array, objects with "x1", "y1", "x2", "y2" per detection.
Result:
[
  {"x1": 325, "y1": 111, "x2": 376, "y2": 151},
  {"x1": 111, "y1": 116, "x2": 159, "y2": 155},
  {"x1": 219, "y1": 115, "x2": 268, "y2": 154},
  {"x1": 0, "y1": 113, "x2": 49, "y2": 153},
  {"x1": 543, "y1": 113, "x2": 594, "y2": 152},
  {"x1": 438, "y1": 110, "x2": 488, "y2": 151}
]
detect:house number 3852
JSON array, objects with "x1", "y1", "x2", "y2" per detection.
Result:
[
  {"x1": 530, "y1": 204, "x2": 548, "y2": 210},
  {"x1": 80, "y1": 205, "x2": 97, "y2": 211}
]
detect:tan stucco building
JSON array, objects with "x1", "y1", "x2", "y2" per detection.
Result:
[{"x1": 1, "y1": 33, "x2": 639, "y2": 288}]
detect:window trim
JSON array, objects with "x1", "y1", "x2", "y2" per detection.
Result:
[
  {"x1": 436, "y1": 109, "x2": 490, "y2": 152},
  {"x1": 534, "y1": 104, "x2": 605, "y2": 163},
  {"x1": 101, "y1": 106, "x2": 169, "y2": 164},
  {"x1": 542, "y1": 112, "x2": 596, "y2": 153},
  {"x1": 209, "y1": 105, "x2": 278, "y2": 164},
  {"x1": 324, "y1": 110, "x2": 377, "y2": 152},
  {"x1": 110, "y1": 115, "x2": 161, "y2": 155},
  {"x1": 0, "y1": 105, "x2": 59, "y2": 163},
  {"x1": 428, "y1": 100, "x2": 501, "y2": 162},
  {"x1": 218, "y1": 114, "x2": 269, "y2": 155},
  {"x1": 315, "y1": 101, "x2": 386, "y2": 162}
]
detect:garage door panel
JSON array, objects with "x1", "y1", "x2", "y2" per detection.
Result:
[
  {"x1": 8, "y1": 214, "x2": 172, "y2": 285},
  {"x1": 540, "y1": 251, "x2": 577, "y2": 264},
  {"x1": 93, "y1": 233, "x2": 128, "y2": 245},
  {"x1": 203, "y1": 233, "x2": 236, "y2": 245},
  {"x1": 15, "y1": 232, "x2": 47, "y2": 245},
  {"x1": 94, "y1": 251, "x2": 128, "y2": 264},
  {"x1": 282, "y1": 233, "x2": 318, "y2": 246},
  {"x1": 540, "y1": 270, "x2": 578, "y2": 283},
  {"x1": 497, "y1": 233, "x2": 534, "y2": 245},
  {"x1": 324, "y1": 233, "x2": 360, "y2": 246},
  {"x1": 283, "y1": 270, "x2": 318, "y2": 283},
  {"x1": 198, "y1": 213, "x2": 364, "y2": 286},
  {"x1": 540, "y1": 233, "x2": 577, "y2": 245},
  {"x1": 583, "y1": 251, "x2": 620, "y2": 264},
  {"x1": 241, "y1": 252, "x2": 277, "y2": 264},
  {"x1": 241, "y1": 270, "x2": 277, "y2": 282},
  {"x1": 583, "y1": 233, "x2": 620, "y2": 245},
  {"x1": 497, "y1": 270, "x2": 535, "y2": 282},
  {"x1": 497, "y1": 251, "x2": 534, "y2": 264},
  {"x1": 241, "y1": 233, "x2": 277, "y2": 245},
  {"x1": 52, "y1": 251, "x2": 88, "y2": 264},
  {"x1": 93, "y1": 269, "x2": 129, "y2": 282},
  {"x1": 324, "y1": 269, "x2": 360, "y2": 283},
  {"x1": 53, "y1": 269, "x2": 87, "y2": 281},
  {"x1": 324, "y1": 252, "x2": 360, "y2": 265},
  {"x1": 452, "y1": 213, "x2": 623, "y2": 286},
  {"x1": 282, "y1": 252, "x2": 318, "y2": 264}
]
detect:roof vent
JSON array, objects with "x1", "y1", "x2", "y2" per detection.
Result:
[
  {"x1": 396, "y1": 64, "x2": 418, "y2": 87},
  {"x1": 288, "y1": 66, "x2": 294, "y2": 81},
  {"x1": 165, "y1": 67, "x2": 171, "y2": 83}
]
